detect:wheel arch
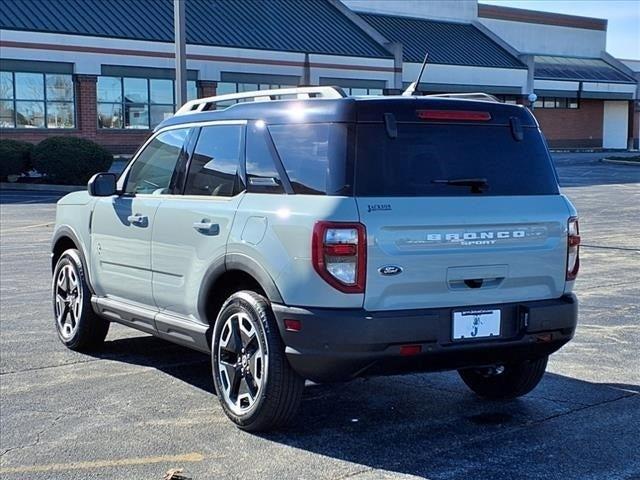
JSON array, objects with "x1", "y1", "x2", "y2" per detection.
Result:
[
  {"x1": 51, "y1": 226, "x2": 94, "y2": 293},
  {"x1": 198, "y1": 253, "x2": 284, "y2": 327}
]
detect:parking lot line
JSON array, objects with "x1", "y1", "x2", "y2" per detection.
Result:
[
  {"x1": 0, "y1": 222, "x2": 53, "y2": 234},
  {"x1": 0, "y1": 452, "x2": 205, "y2": 475}
]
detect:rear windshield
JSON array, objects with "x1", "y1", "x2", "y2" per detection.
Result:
[{"x1": 355, "y1": 123, "x2": 559, "y2": 197}]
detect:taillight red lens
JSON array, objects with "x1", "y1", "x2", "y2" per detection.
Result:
[
  {"x1": 416, "y1": 110, "x2": 492, "y2": 121},
  {"x1": 566, "y1": 217, "x2": 580, "y2": 280},
  {"x1": 312, "y1": 222, "x2": 366, "y2": 293}
]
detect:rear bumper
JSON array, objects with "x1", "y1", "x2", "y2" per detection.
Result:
[{"x1": 272, "y1": 294, "x2": 578, "y2": 382}]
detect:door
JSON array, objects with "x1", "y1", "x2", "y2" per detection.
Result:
[
  {"x1": 90, "y1": 127, "x2": 191, "y2": 308},
  {"x1": 603, "y1": 101, "x2": 629, "y2": 149},
  {"x1": 152, "y1": 122, "x2": 246, "y2": 322}
]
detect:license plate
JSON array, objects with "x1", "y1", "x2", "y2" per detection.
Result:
[{"x1": 452, "y1": 309, "x2": 501, "y2": 340}]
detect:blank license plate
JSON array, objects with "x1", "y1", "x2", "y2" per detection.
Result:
[{"x1": 452, "y1": 309, "x2": 501, "y2": 340}]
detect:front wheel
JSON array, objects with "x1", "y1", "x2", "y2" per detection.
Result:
[
  {"x1": 52, "y1": 249, "x2": 109, "y2": 351},
  {"x1": 458, "y1": 356, "x2": 548, "y2": 399},
  {"x1": 211, "y1": 291, "x2": 304, "y2": 432}
]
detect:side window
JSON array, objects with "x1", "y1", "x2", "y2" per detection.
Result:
[
  {"x1": 184, "y1": 125, "x2": 243, "y2": 197},
  {"x1": 268, "y1": 123, "x2": 351, "y2": 195},
  {"x1": 246, "y1": 122, "x2": 284, "y2": 194},
  {"x1": 125, "y1": 128, "x2": 189, "y2": 195}
]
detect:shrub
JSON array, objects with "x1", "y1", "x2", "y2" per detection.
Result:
[
  {"x1": 0, "y1": 139, "x2": 33, "y2": 179},
  {"x1": 32, "y1": 137, "x2": 113, "y2": 185}
]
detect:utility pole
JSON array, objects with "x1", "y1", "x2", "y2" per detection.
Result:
[{"x1": 174, "y1": 0, "x2": 187, "y2": 107}]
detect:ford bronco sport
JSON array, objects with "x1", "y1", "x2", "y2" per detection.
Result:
[{"x1": 51, "y1": 86, "x2": 579, "y2": 431}]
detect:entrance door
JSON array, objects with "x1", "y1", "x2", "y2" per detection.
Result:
[{"x1": 603, "y1": 101, "x2": 629, "y2": 149}]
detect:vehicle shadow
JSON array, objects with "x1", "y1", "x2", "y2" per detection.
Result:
[{"x1": 90, "y1": 334, "x2": 639, "y2": 479}]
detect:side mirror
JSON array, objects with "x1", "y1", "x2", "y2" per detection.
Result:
[{"x1": 88, "y1": 172, "x2": 117, "y2": 197}]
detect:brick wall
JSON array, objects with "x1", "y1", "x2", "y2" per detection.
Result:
[
  {"x1": 533, "y1": 100, "x2": 603, "y2": 148},
  {"x1": 198, "y1": 80, "x2": 217, "y2": 99}
]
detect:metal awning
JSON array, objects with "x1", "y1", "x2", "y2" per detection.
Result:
[{"x1": 534, "y1": 56, "x2": 635, "y2": 84}]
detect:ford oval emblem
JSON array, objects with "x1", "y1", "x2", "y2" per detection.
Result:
[{"x1": 379, "y1": 265, "x2": 403, "y2": 276}]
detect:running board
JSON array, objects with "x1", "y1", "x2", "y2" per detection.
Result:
[{"x1": 91, "y1": 296, "x2": 210, "y2": 353}]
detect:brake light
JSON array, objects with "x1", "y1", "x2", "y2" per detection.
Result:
[
  {"x1": 312, "y1": 222, "x2": 366, "y2": 293},
  {"x1": 417, "y1": 110, "x2": 492, "y2": 121},
  {"x1": 566, "y1": 217, "x2": 580, "y2": 280}
]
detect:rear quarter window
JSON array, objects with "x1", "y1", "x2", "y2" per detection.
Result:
[
  {"x1": 268, "y1": 123, "x2": 353, "y2": 195},
  {"x1": 355, "y1": 123, "x2": 559, "y2": 197}
]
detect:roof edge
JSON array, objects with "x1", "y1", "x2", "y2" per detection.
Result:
[{"x1": 478, "y1": 4, "x2": 607, "y2": 32}]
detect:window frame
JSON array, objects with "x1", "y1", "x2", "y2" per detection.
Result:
[{"x1": 0, "y1": 71, "x2": 76, "y2": 129}]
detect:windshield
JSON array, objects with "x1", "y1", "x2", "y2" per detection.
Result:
[{"x1": 355, "y1": 123, "x2": 559, "y2": 197}]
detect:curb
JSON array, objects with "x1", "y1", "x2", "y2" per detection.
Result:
[
  {"x1": 601, "y1": 158, "x2": 640, "y2": 166},
  {"x1": 0, "y1": 182, "x2": 84, "y2": 193}
]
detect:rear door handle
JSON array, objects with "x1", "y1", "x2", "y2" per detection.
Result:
[
  {"x1": 127, "y1": 214, "x2": 148, "y2": 227},
  {"x1": 193, "y1": 220, "x2": 219, "y2": 235}
]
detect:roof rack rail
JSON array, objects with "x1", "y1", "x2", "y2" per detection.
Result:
[
  {"x1": 426, "y1": 92, "x2": 500, "y2": 103},
  {"x1": 175, "y1": 86, "x2": 347, "y2": 116}
]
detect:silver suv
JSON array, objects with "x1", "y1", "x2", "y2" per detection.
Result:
[{"x1": 51, "y1": 86, "x2": 579, "y2": 431}]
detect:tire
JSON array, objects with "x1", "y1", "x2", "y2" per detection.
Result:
[
  {"x1": 211, "y1": 290, "x2": 304, "y2": 432},
  {"x1": 458, "y1": 356, "x2": 548, "y2": 399},
  {"x1": 52, "y1": 248, "x2": 109, "y2": 351}
]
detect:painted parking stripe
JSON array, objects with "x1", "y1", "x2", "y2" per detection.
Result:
[
  {"x1": 0, "y1": 452, "x2": 205, "y2": 475},
  {"x1": 0, "y1": 222, "x2": 53, "y2": 233}
]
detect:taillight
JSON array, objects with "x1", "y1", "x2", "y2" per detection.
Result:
[
  {"x1": 312, "y1": 222, "x2": 366, "y2": 293},
  {"x1": 566, "y1": 217, "x2": 580, "y2": 280}
]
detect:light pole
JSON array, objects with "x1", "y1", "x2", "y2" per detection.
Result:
[{"x1": 174, "y1": 0, "x2": 187, "y2": 108}]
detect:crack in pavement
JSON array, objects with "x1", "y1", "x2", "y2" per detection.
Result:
[
  {"x1": 0, "y1": 351, "x2": 207, "y2": 376},
  {"x1": 380, "y1": 391, "x2": 639, "y2": 470},
  {"x1": 581, "y1": 245, "x2": 640, "y2": 252},
  {"x1": 578, "y1": 280, "x2": 640, "y2": 291},
  {"x1": 0, "y1": 414, "x2": 64, "y2": 459}
]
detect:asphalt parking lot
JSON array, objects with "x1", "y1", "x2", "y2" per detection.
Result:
[{"x1": 1, "y1": 153, "x2": 639, "y2": 480}]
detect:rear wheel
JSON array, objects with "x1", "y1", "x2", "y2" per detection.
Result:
[
  {"x1": 458, "y1": 356, "x2": 548, "y2": 399},
  {"x1": 211, "y1": 290, "x2": 304, "y2": 432},
  {"x1": 52, "y1": 249, "x2": 109, "y2": 350}
]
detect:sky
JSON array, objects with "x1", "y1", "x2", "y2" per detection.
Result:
[{"x1": 480, "y1": 0, "x2": 640, "y2": 59}]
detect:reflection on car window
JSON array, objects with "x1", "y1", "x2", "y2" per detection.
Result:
[
  {"x1": 125, "y1": 129, "x2": 189, "y2": 195},
  {"x1": 268, "y1": 123, "x2": 350, "y2": 195},
  {"x1": 184, "y1": 125, "x2": 243, "y2": 197},
  {"x1": 246, "y1": 122, "x2": 283, "y2": 194}
]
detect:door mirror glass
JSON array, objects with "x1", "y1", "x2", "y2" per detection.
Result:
[{"x1": 88, "y1": 172, "x2": 117, "y2": 196}]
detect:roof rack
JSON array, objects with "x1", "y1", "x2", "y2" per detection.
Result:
[
  {"x1": 426, "y1": 92, "x2": 500, "y2": 103},
  {"x1": 175, "y1": 86, "x2": 346, "y2": 116}
]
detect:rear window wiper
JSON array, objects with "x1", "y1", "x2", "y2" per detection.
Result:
[{"x1": 432, "y1": 177, "x2": 488, "y2": 193}]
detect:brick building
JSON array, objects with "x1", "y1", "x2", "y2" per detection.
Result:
[{"x1": 0, "y1": 0, "x2": 637, "y2": 153}]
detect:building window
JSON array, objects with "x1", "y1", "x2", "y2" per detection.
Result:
[
  {"x1": 497, "y1": 95, "x2": 518, "y2": 104},
  {"x1": 533, "y1": 96, "x2": 579, "y2": 109},
  {"x1": 215, "y1": 82, "x2": 296, "y2": 108},
  {"x1": 343, "y1": 87, "x2": 383, "y2": 96},
  {"x1": 97, "y1": 77, "x2": 197, "y2": 129},
  {"x1": 0, "y1": 71, "x2": 74, "y2": 128}
]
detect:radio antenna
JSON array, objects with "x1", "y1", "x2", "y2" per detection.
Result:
[{"x1": 402, "y1": 53, "x2": 429, "y2": 96}]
